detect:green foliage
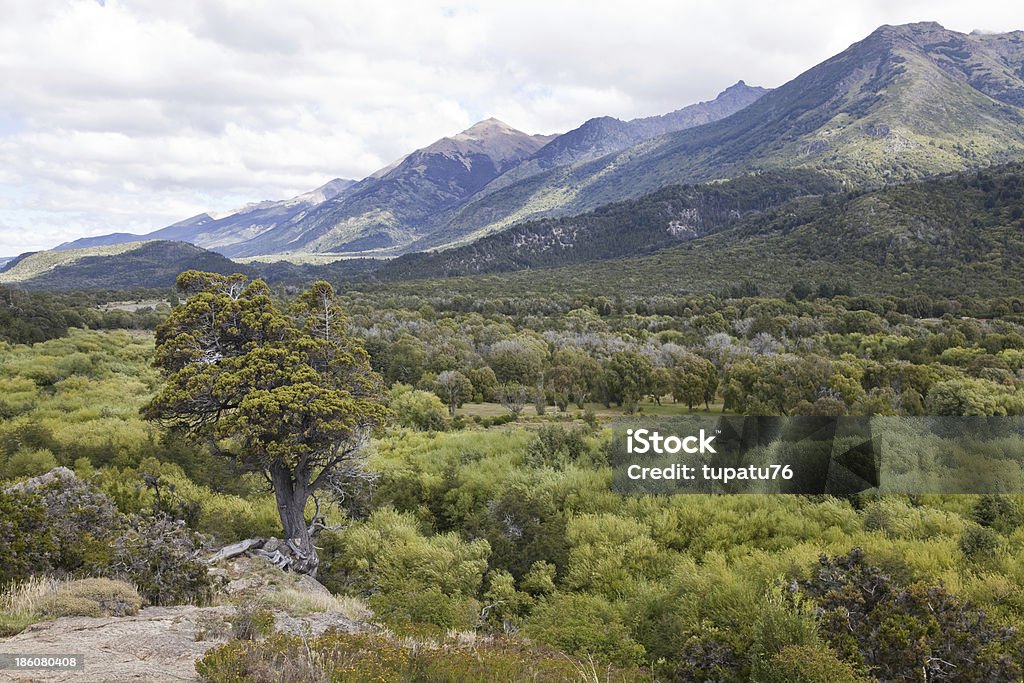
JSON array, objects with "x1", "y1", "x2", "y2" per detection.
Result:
[
  {"x1": 430, "y1": 369, "x2": 473, "y2": 416},
  {"x1": 798, "y1": 548, "x2": 1024, "y2": 681},
  {"x1": 959, "y1": 524, "x2": 1002, "y2": 562},
  {"x1": 0, "y1": 490, "x2": 56, "y2": 585},
  {"x1": 605, "y1": 351, "x2": 653, "y2": 413},
  {"x1": 229, "y1": 601, "x2": 275, "y2": 641},
  {"x1": 972, "y1": 494, "x2": 1022, "y2": 534},
  {"x1": 759, "y1": 645, "x2": 868, "y2": 683},
  {"x1": 389, "y1": 383, "x2": 447, "y2": 431},
  {"x1": 145, "y1": 273, "x2": 388, "y2": 574},
  {"x1": 526, "y1": 592, "x2": 646, "y2": 666},
  {"x1": 334, "y1": 508, "x2": 489, "y2": 629}
]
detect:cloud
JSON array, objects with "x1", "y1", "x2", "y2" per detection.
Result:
[{"x1": 0, "y1": 0, "x2": 1021, "y2": 253}]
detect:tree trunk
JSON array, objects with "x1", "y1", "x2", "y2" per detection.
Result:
[{"x1": 269, "y1": 461, "x2": 319, "y2": 576}]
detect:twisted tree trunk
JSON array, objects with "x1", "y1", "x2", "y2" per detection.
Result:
[{"x1": 269, "y1": 461, "x2": 319, "y2": 576}]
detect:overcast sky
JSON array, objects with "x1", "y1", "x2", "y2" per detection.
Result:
[{"x1": 1, "y1": 1, "x2": 1021, "y2": 254}]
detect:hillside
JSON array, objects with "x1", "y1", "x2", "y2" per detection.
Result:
[
  {"x1": 359, "y1": 163, "x2": 1024, "y2": 300},
  {"x1": 432, "y1": 23, "x2": 1024, "y2": 247},
  {"x1": 375, "y1": 169, "x2": 840, "y2": 279},
  {"x1": 0, "y1": 241, "x2": 247, "y2": 290},
  {"x1": 216, "y1": 120, "x2": 556, "y2": 258},
  {"x1": 57, "y1": 179, "x2": 355, "y2": 254}
]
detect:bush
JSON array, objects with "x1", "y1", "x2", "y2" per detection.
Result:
[
  {"x1": 40, "y1": 578, "x2": 142, "y2": 618},
  {"x1": 39, "y1": 594, "x2": 102, "y2": 619},
  {"x1": 0, "y1": 489, "x2": 56, "y2": 585},
  {"x1": 0, "y1": 448, "x2": 59, "y2": 480},
  {"x1": 389, "y1": 385, "x2": 448, "y2": 431},
  {"x1": 959, "y1": 525, "x2": 1002, "y2": 562},
  {"x1": 112, "y1": 514, "x2": 212, "y2": 606},
  {"x1": 229, "y1": 601, "x2": 275, "y2": 641},
  {"x1": 798, "y1": 548, "x2": 1024, "y2": 681},
  {"x1": 369, "y1": 584, "x2": 480, "y2": 630},
  {"x1": 760, "y1": 645, "x2": 868, "y2": 683},
  {"x1": 526, "y1": 592, "x2": 646, "y2": 667},
  {"x1": 336, "y1": 508, "x2": 489, "y2": 629},
  {"x1": 1, "y1": 470, "x2": 212, "y2": 606},
  {"x1": 20, "y1": 467, "x2": 122, "y2": 573},
  {"x1": 972, "y1": 494, "x2": 1022, "y2": 534}
]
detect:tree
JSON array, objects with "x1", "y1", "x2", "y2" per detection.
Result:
[
  {"x1": 671, "y1": 353, "x2": 719, "y2": 411},
  {"x1": 465, "y1": 366, "x2": 498, "y2": 402},
  {"x1": 384, "y1": 334, "x2": 428, "y2": 385},
  {"x1": 545, "y1": 364, "x2": 582, "y2": 411},
  {"x1": 606, "y1": 351, "x2": 653, "y2": 414},
  {"x1": 432, "y1": 370, "x2": 473, "y2": 417},
  {"x1": 488, "y1": 336, "x2": 547, "y2": 385},
  {"x1": 649, "y1": 367, "x2": 672, "y2": 405},
  {"x1": 496, "y1": 383, "x2": 532, "y2": 418},
  {"x1": 143, "y1": 272, "x2": 387, "y2": 575},
  {"x1": 550, "y1": 348, "x2": 602, "y2": 409}
]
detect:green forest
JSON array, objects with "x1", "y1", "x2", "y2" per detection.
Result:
[{"x1": 2, "y1": 272, "x2": 1023, "y2": 681}]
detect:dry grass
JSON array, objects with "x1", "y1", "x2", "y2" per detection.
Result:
[
  {"x1": 261, "y1": 588, "x2": 371, "y2": 621},
  {"x1": 0, "y1": 576, "x2": 142, "y2": 635},
  {"x1": 0, "y1": 576, "x2": 62, "y2": 636},
  {"x1": 1, "y1": 575, "x2": 61, "y2": 615}
]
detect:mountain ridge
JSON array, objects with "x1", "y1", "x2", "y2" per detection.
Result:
[
  {"x1": 56, "y1": 178, "x2": 356, "y2": 253},
  {"x1": 53, "y1": 83, "x2": 769, "y2": 259},
  {"x1": 424, "y1": 22, "x2": 1024, "y2": 248}
]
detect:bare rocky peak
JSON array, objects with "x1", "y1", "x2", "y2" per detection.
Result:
[{"x1": 416, "y1": 117, "x2": 556, "y2": 169}]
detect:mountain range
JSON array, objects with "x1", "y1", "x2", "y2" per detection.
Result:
[
  {"x1": 13, "y1": 21, "x2": 1024, "y2": 295},
  {"x1": 57, "y1": 81, "x2": 768, "y2": 258}
]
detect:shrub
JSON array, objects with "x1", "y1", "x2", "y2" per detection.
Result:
[
  {"x1": 229, "y1": 601, "x2": 275, "y2": 641},
  {"x1": 525, "y1": 425, "x2": 589, "y2": 469},
  {"x1": 525, "y1": 592, "x2": 646, "y2": 667},
  {"x1": 389, "y1": 385, "x2": 448, "y2": 431},
  {"x1": 0, "y1": 489, "x2": 56, "y2": 584},
  {"x1": 112, "y1": 514, "x2": 212, "y2": 606},
  {"x1": 798, "y1": 548, "x2": 1024, "y2": 681},
  {"x1": 21, "y1": 467, "x2": 122, "y2": 573},
  {"x1": 959, "y1": 525, "x2": 1002, "y2": 562},
  {"x1": 0, "y1": 448, "x2": 59, "y2": 480},
  {"x1": 369, "y1": 584, "x2": 480, "y2": 630},
  {"x1": 40, "y1": 578, "x2": 142, "y2": 618},
  {"x1": 39, "y1": 594, "x2": 102, "y2": 619},
  {"x1": 760, "y1": 645, "x2": 868, "y2": 683},
  {"x1": 972, "y1": 494, "x2": 1022, "y2": 534}
]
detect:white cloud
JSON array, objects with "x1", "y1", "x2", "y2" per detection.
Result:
[{"x1": 0, "y1": 0, "x2": 1021, "y2": 253}]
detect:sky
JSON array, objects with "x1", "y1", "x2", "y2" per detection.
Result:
[{"x1": 1, "y1": 1, "x2": 1022, "y2": 255}]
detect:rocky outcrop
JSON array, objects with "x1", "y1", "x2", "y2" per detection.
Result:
[{"x1": 1, "y1": 546, "x2": 371, "y2": 682}]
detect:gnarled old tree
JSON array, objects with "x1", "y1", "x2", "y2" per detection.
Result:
[{"x1": 143, "y1": 271, "x2": 387, "y2": 575}]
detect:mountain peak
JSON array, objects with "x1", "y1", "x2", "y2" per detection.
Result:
[
  {"x1": 454, "y1": 118, "x2": 522, "y2": 141},
  {"x1": 867, "y1": 21, "x2": 951, "y2": 43},
  {"x1": 715, "y1": 80, "x2": 767, "y2": 101}
]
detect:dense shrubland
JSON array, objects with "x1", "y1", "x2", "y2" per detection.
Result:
[
  {"x1": 0, "y1": 285, "x2": 168, "y2": 345},
  {"x1": 1, "y1": 283, "x2": 1023, "y2": 679}
]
